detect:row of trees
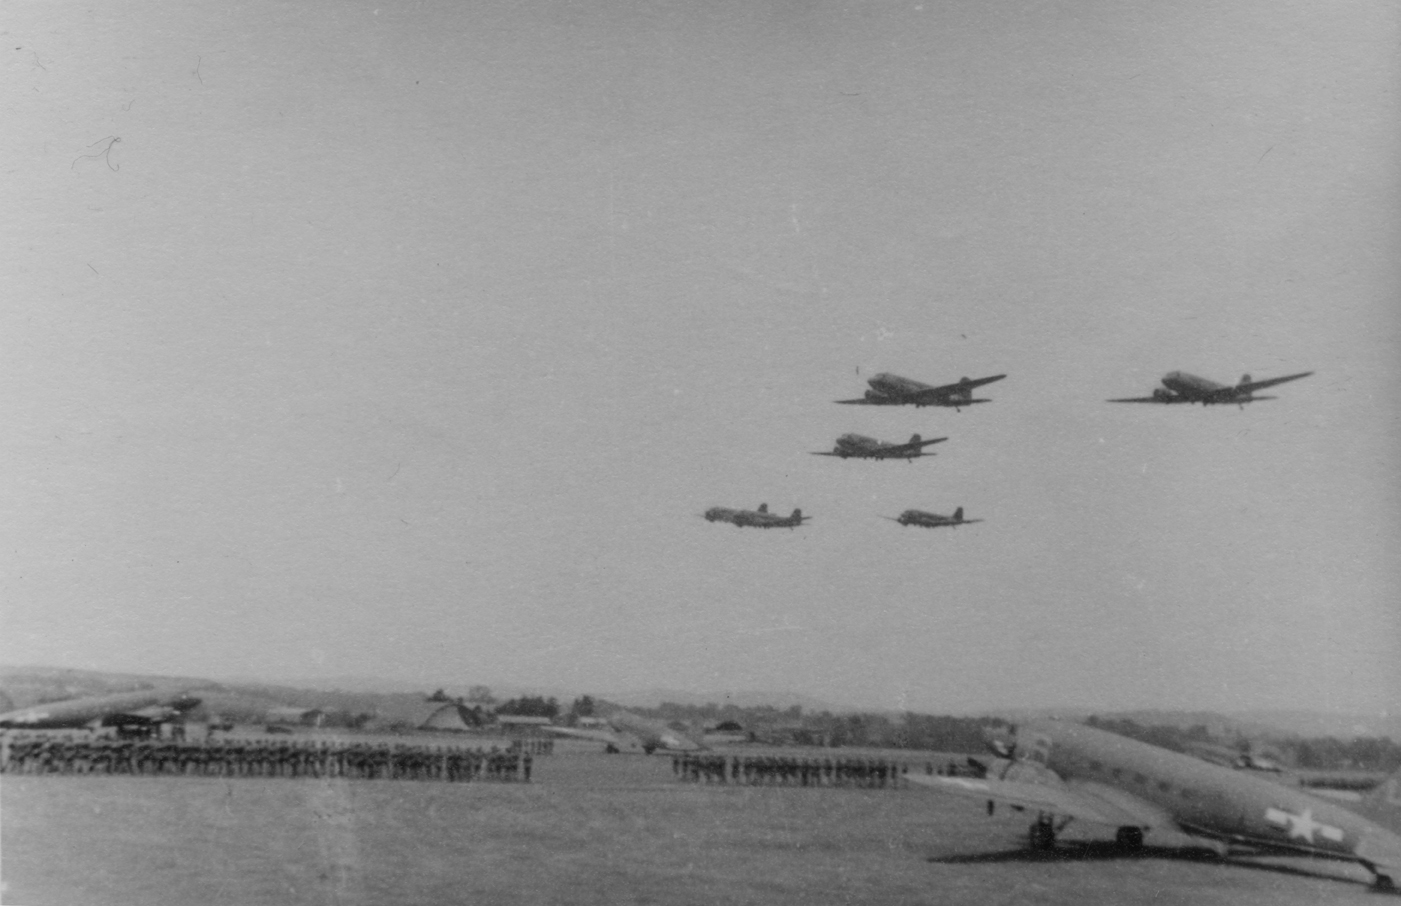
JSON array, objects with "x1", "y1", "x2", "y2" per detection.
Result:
[{"x1": 1082, "y1": 715, "x2": 1401, "y2": 771}]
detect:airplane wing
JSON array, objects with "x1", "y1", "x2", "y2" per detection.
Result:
[
  {"x1": 118, "y1": 704, "x2": 187, "y2": 723},
  {"x1": 810, "y1": 451, "x2": 845, "y2": 456},
  {"x1": 834, "y1": 397, "x2": 885, "y2": 405},
  {"x1": 1106, "y1": 396, "x2": 1181, "y2": 404},
  {"x1": 914, "y1": 374, "x2": 1006, "y2": 402},
  {"x1": 942, "y1": 374, "x2": 1006, "y2": 392},
  {"x1": 539, "y1": 726, "x2": 624, "y2": 746},
  {"x1": 1237, "y1": 371, "x2": 1314, "y2": 394},
  {"x1": 908, "y1": 768, "x2": 1175, "y2": 830},
  {"x1": 890, "y1": 437, "x2": 949, "y2": 453}
]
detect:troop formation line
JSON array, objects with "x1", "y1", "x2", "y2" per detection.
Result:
[
  {"x1": 674, "y1": 752, "x2": 911, "y2": 788},
  {"x1": 0, "y1": 735, "x2": 534, "y2": 783}
]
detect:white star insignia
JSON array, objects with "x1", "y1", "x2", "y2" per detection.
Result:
[{"x1": 1265, "y1": 807, "x2": 1344, "y2": 844}]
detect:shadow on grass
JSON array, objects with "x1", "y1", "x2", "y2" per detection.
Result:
[{"x1": 928, "y1": 841, "x2": 1379, "y2": 890}]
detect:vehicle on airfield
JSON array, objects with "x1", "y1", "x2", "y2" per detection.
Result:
[
  {"x1": 541, "y1": 710, "x2": 737, "y2": 754},
  {"x1": 0, "y1": 689, "x2": 202, "y2": 731},
  {"x1": 908, "y1": 719, "x2": 1401, "y2": 890},
  {"x1": 702, "y1": 503, "x2": 809, "y2": 529},
  {"x1": 1108, "y1": 371, "x2": 1313, "y2": 407},
  {"x1": 812, "y1": 433, "x2": 947, "y2": 461},
  {"x1": 837, "y1": 372, "x2": 1005, "y2": 409},
  {"x1": 882, "y1": 507, "x2": 982, "y2": 528}
]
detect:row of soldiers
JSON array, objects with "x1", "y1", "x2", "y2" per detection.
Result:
[
  {"x1": 1, "y1": 735, "x2": 533, "y2": 783},
  {"x1": 674, "y1": 753, "x2": 910, "y2": 788},
  {"x1": 509, "y1": 737, "x2": 555, "y2": 756}
]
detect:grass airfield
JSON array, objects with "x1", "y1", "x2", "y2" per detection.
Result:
[{"x1": 1, "y1": 745, "x2": 1383, "y2": 906}]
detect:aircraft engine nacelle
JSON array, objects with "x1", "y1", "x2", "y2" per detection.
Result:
[{"x1": 1152, "y1": 387, "x2": 1174, "y2": 401}]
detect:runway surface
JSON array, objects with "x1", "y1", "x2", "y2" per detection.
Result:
[{"x1": 1, "y1": 748, "x2": 1383, "y2": 905}]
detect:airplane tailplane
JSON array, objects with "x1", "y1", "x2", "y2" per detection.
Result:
[{"x1": 953, "y1": 507, "x2": 964, "y2": 522}]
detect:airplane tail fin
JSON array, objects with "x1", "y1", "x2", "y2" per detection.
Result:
[
  {"x1": 910, "y1": 434, "x2": 921, "y2": 445},
  {"x1": 1239, "y1": 373, "x2": 1252, "y2": 386},
  {"x1": 757, "y1": 503, "x2": 768, "y2": 513},
  {"x1": 953, "y1": 507, "x2": 964, "y2": 522},
  {"x1": 791, "y1": 509, "x2": 804, "y2": 522}
]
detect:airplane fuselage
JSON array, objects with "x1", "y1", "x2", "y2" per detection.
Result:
[
  {"x1": 835, "y1": 433, "x2": 900, "y2": 457},
  {"x1": 0, "y1": 690, "x2": 201, "y2": 730},
  {"x1": 610, "y1": 711, "x2": 704, "y2": 753},
  {"x1": 825, "y1": 433, "x2": 941, "y2": 460},
  {"x1": 896, "y1": 509, "x2": 970, "y2": 527},
  {"x1": 863, "y1": 374, "x2": 982, "y2": 407},
  {"x1": 545, "y1": 710, "x2": 707, "y2": 754},
  {"x1": 1029, "y1": 720, "x2": 1401, "y2": 870},
  {"x1": 704, "y1": 505, "x2": 806, "y2": 529},
  {"x1": 1159, "y1": 372, "x2": 1230, "y2": 400}
]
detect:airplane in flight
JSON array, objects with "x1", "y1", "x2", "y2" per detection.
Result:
[
  {"x1": 908, "y1": 719, "x2": 1401, "y2": 890},
  {"x1": 541, "y1": 710, "x2": 734, "y2": 755},
  {"x1": 812, "y1": 433, "x2": 947, "y2": 461},
  {"x1": 1108, "y1": 371, "x2": 1313, "y2": 407},
  {"x1": 0, "y1": 689, "x2": 203, "y2": 731},
  {"x1": 836, "y1": 373, "x2": 1006, "y2": 410},
  {"x1": 882, "y1": 507, "x2": 982, "y2": 528},
  {"x1": 703, "y1": 503, "x2": 809, "y2": 529}
]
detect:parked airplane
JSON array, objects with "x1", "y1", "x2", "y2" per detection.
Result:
[
  {"x1": 0, "y1": 689, "x2": 202, "y2": 731},
  {"x1": 812, "y1": 433, "x2": 947, "y2": 461},
  {"x1": 1184, "y1": 741, "x2": 1385, "y2": 800},
  {"x1": 1184, "y1": 741, "x2": 1285, "y2": 773},
  {"x1": 909, "y1": 719, "x2": 1401, "y2": 890},
  {"x1": 837, "y1": 373, "x2": 1005, "y2": 409},
  {"x1": 1108, "y1": 371, "x2": 1313, "y2": 406},
  {"x1": 882, "y1": 507, "x2": 982, "y2": 528},
  {"x1": 541, "y1": 710, "x2": 724, "y2": 754},
  {"x1": 703, "y1": 503, "x2": 809, "y2": 529}
]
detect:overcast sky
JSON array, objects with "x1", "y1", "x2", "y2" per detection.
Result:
[{"x1": 3, "y1": 0, "x2": 1397, "y2": 714}]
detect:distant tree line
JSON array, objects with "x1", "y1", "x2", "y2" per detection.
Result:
[
  {"x1": 493, "y1": 696, "x2": 560, "y2": 719},
  {"x1": 1084, "y1": 715, "x2": 1401, "y2": 772}
]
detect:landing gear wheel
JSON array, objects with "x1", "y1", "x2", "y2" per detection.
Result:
[
  {"x1": 1028, "y1": 819, "x2": 1056, "y2": 851},
  {"x1": 1115, "y1": 827, "x2": 1144, "y2": 850}
]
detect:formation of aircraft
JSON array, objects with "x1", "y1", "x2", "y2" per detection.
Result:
[
  {"x1": 541, "y1": 710, "x2": 732, "y2": 754},
  {"x1": 702, "y1": 503, "x2": 809, "y2": 529},
  {"x1": 811, "y1": 433, "x2": 947, "y2": 461},
  {"x1": 705, "y1": 363, "x2": 1312, "y2": 530},
  {"x1": 1108, "y1": 371, "x2": 1313, "y2": 407},
  {"x1": 881, "y1": 506, "x2": 982, "y2": 528},
  {"x1": 836, "y1": 372, "x2": 1006, "y2": 410},
  {"x1": 0, "y1": 689, "x2": 202, "y2": 731},
  {"x1": 908, "y1": 719, "x2": 1401, "y2": 890}
]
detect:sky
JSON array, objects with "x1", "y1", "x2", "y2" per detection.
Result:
[{"x1": 3, "y1": 0, "x2": 1397, "y2": 715}]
